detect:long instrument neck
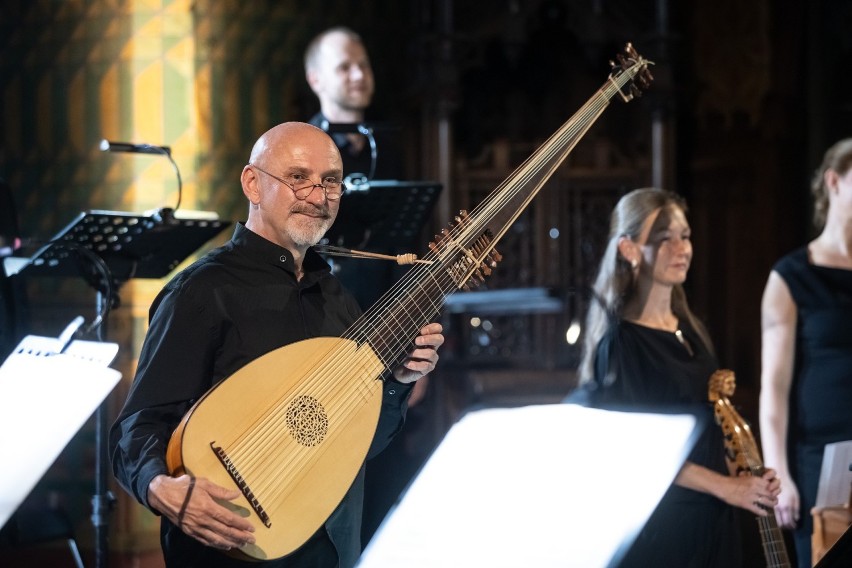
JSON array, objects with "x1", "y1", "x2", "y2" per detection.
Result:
[
  {"x1": 755, "y1": 501, "x2": 791, "y2": 568},
  {"x1": 340, "y1": 60, "x2": 649, "y2": 372},
  {"x1": 749, "y1": 461, "x2": 791, "y2": 568}
]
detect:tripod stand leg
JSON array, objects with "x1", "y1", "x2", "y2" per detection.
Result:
[{"x1": 91, "y1": 292, "x2": 115, "y2": 568}]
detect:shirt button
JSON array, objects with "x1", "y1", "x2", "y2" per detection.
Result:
[
  {"x1": 388, "y1": 389, "x2": 396, "y2": 395},
  {"x1": 279, "y1": 255, "x2": 287, "y2": 263}
]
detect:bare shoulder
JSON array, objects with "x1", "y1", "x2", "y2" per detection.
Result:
[{"x1": 761, "y1": 271, "x2": 796, "y2": 327}]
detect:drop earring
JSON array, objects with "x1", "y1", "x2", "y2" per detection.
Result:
[{"x1": 631, "y1": 259, "x2": 639, "y2": 269}]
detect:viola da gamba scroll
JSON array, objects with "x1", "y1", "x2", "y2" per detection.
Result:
[
  {"x1": 709, "y1": 369, "x2": 791, "y2": 568},
  {"x1": 166, "y1": 43, "x2": 653, "y2": 561}
]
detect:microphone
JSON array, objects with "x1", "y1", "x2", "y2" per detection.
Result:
[{"x1": 99, "y1": 139, "x2": 171, "y2": 155}]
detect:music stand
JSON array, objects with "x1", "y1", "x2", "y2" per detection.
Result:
[
  {"x1": 8, "y1": 209, "x2": 230, "y2": 282},
  {"x1": 4, "y1": 209, "x2": 230, "y2": 568},
  {"x1": 322, "y1": 180, "x2": 442, "y2": 253},
  {"x1": 0, "y1": 331, "x2": 122, "y2": 528}
]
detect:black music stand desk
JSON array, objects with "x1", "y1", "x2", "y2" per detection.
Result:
[
  {"x1": 6, "y1": 209, "x2": 230, "y2": 283},
  {"x1": 3, "y1": 208, "x2": 230, "y2": 568},
  {"x1": 323, "y1": 180, "x2": 441, "y2": 253}
]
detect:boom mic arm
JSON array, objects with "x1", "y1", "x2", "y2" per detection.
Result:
[
  {"x1": 99, "y1": 138, "x2": 182, "y2": 213},
  {"x1": 99, "y1": 139, "x2": 171, "y2": 155}
]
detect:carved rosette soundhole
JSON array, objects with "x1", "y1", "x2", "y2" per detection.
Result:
[{"x1": 285, "y1": 395, "x2": 328, "y2": 447}]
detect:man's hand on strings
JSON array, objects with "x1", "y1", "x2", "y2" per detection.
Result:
[
  {"x1": 393, "y1": 323, "x2": 444, "y2": 384},
  {"x1": 148, "y1": 474, "x2": 256, "y2": 551}
]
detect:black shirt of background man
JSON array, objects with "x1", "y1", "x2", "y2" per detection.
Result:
[
  {"x1": 109, "y1": 223, "x2": 414, "y2": 568},
  {"x1": 307, "y1": 112, "x2": 409, "y2": 312},
  {"x1": 308, "y1": 112, "x2": 403, "y2": 182}
]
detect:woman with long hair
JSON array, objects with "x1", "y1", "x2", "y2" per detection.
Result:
[{"x1": 577, "y1": 188, "x2": 780, "y2": 567}]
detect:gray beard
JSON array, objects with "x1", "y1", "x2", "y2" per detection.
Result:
[{"x1": 288, "y1": 217, "x2": 333, "y2": 248}]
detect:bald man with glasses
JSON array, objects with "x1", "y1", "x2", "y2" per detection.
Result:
[{"x1": 110, "y1": 122, "x2": 443, "y2": 568}]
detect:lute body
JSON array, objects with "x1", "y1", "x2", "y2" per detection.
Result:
[{"x1": 167, "y1": 337, "x2": 384, "y2": 559}]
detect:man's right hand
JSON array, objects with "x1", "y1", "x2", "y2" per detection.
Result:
[{"x1": 148, "y1": 474, "x2": 256, "y2": 550}]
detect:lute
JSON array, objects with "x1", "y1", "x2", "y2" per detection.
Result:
[
  {"x1": 166, "y1": 43, "x2": 653, "y2": 561},
  {"x1": 709, "y1": 369, "x2": 792, "y2": 568}
]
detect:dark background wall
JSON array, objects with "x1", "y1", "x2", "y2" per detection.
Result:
[{"x1": 4, "y1": 0, "x2": 847, "y2": 373}]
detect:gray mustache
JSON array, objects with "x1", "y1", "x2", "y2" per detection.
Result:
[{"x1": 291, "y1": 205, "x2": 330, "y2": 217}]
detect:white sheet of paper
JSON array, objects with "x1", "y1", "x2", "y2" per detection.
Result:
[
  {"x1": 0, "y1": 336, "x2": 121, "y2": 527},
  {"x1": 815, "y1": 440, "x2": 852, "y2": 509},
  {"x1": 358, "y1": 404, "x2": 698, "y2": 568}
]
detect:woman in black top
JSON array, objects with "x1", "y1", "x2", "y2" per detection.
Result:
[
  {"x1": 759, "y1": 138, "x2": 852, "y2": 567},
  {"x1": 578, "y1": 188, "x2": 781, "y2": 567}
]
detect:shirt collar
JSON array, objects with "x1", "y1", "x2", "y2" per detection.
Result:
[{"x1": 230, "y1": 222, "x2": 331, "y2": 279}]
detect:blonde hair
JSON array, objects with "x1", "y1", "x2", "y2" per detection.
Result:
[
  {"x1": 304, "y1": 26, "x2": 364, "y2": 74},
  {"x1": 811, "y1": 138, "x2": 852, "y2": 229},
  {"x1": 578, "y1": 188, "x2": 713, "y2": 383}
]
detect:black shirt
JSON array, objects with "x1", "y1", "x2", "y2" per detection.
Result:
[
  {"x1": 307, "y1": 112, "x2": 403, "y2": 182},
  {"x1": 109, "y1": 223, "x2": 414, "y2": 567}
]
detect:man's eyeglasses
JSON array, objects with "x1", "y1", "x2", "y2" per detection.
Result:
[{"x1": 249, "y1": 164, "x2": 345, "y2": 201}]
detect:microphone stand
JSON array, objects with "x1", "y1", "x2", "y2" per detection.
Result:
[
  {"x1": 22, "y1": 237, "x2": 117, "y2": 568},
  {"x1": 91, "y1": 291, "x2": 112, "y2": 568},
  {"x1": 88, "y1": 141, "x2": 184, "y2": 567}
]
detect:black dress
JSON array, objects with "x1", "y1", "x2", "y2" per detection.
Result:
[
  {"x1": 773, "y1": 247, "x2": 852, "y2": 568},
  {"x1": 586, "y1": 319, "x2": 741, "y2": 568}
]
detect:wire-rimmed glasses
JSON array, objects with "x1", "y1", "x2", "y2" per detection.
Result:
[{"x1": 249, "y1": 163, "x2": 345, "y2": 201}]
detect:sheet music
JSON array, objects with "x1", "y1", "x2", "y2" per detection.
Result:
[
  {"x1": 815, "y1": 440, "x2": 852, "y2": 508},
  {"x1": 0, "y1": 331, "x2": 122, "y2": 527},
  {"x1": 358, "y1": 404, "x2": 699, "y2": 568}
]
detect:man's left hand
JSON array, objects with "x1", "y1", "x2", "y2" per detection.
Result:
[{"x1": 393, "y1": 323, "x2": 444, "y2": 384}]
